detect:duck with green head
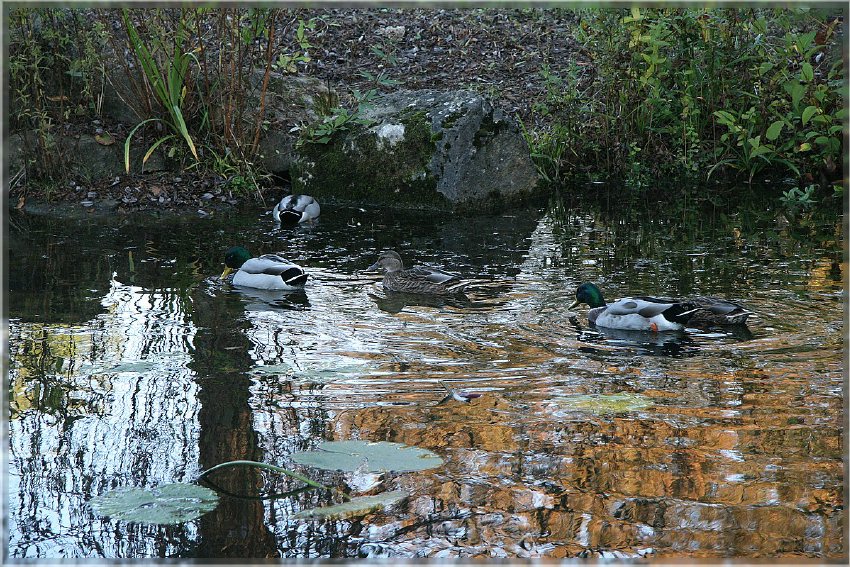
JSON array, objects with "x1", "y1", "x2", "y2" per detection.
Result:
[
  {"x1": 221, "y1": 246, "x2": 308, "y2": 290},
  {"x1": 569, "y1": 282, "x2": 752, "y2": 331}
]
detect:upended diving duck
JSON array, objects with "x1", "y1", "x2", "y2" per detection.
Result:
[
  {"x1": 221, "y1": 246, "x2": 308, "y2": 290},
  {"x1": 272, "y1": 194, "x2": 320, "y2": 226},
  {"x1": 569, "y1": 282, "x2": 752, "y2": 331},
  {"x1": 367, "y1": 250, "x2": 468, "y2": 296}
]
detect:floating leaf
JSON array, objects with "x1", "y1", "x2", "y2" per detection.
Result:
[
  {"x1": 291, "y1": 441, "x2": 443, "y2": 473},
  {"x1": 249, "y1": 363, "x2": 293, "y2": 376},
  {"x1": 558, "y1": 392, "x2": 653, "y2": 414},
  {"x1": 294, "y1": 490, "x2": 408, "y2": 520},
  {"x1": 106, "y1": 360, "x2": 157, "y2": 373},
  {"x1": 90, "y1": 483, "x2": 219, "y2": 525},
  {"x1": 95, "y1": 132, "x2": 115, "y2": 146}
]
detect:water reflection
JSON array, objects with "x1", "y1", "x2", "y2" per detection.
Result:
[
  {"x1": 7, "y1": 190, "x2": 844, "y2": 559},
  {"x1": 9, "y1": 277, "x2": 201, "y2": 557}
]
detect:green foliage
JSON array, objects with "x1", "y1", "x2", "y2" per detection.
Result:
[
  {"x1": 533, "y1": 7, "x2": 844, "y2": 192},
  {"x1": 780, "y1": 184, "x2": 817, "y2": 214},
  {"x1": 297, "y1": 89, "x2": 377, "y2": 146},
  {"x1": 112, "y1": 8, "x2": 321, "y2": 185},
  {"x1": 8, "y1": 8, "x2": 109, "y2": 182},
  {"x1": 274, "y1": 19, "x2": 314, "y2": 73},
  {"x1": 121, "y1": 8, "x2": 199, "y2": 173}
]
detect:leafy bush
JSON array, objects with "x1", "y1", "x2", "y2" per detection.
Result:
[{"x1": 527, "y1": 7, "x2": 845, "y2": 189}]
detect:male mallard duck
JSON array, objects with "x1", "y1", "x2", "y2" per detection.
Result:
[
  {"x1": 569, "y1": 282, "x2": 752, "y2": 331},
  {"x1": 272, "y1": 194, "x2": 320, "y2": 225},
  {"x1": 366, "y1": 250, "x2": 467, "y2": 296},
  {"x1": 221, "y1": 246, "x2": 308, "y2": 290}
]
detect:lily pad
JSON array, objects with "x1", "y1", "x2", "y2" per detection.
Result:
[
  {"x1": 249, "y1": 363, "x2": 293, "y2": 376},
  {"x1": 294, "y1": 490, "x2": 408, "y2": 520},
  {"x1": 105, "y1": 360, "x2": 158, "y2": 374},
  {"x1": 291, "y1": 441, "x2": 443, "y2": 473},
  {"x1": 90, "y1": 483, "x2": 219, "y2": 525},
  {"x1": 559, "y1": 392, "x2": 653, "y2": 414}
]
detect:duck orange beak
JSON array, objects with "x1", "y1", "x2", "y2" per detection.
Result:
[
  {"x1": 568, "y1": 300, "x2": 580, "y2": 310},
  {"x1": 220, "y1": 266, "x2": 234, "y2": 279}
]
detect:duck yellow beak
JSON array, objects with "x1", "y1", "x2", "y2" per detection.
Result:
[
  {"x1": 568, "y1": 300, "x2": 580, "y2": 310},
  {"x1": 220, "y1": 266, "x2": 234, "y2": 279}
]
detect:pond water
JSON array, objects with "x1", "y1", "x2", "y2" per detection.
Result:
[{"x1": 7, "y1": 190, "x2": 845, "y2": 559}]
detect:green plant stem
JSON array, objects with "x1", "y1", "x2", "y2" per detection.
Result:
[{"x1": 197, "y1": 460, "x2": 350, "y2": 500}]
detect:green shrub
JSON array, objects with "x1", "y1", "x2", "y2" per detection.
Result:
[{"x1": 529, "y1": 7, "x2": 845, "y2": 190}]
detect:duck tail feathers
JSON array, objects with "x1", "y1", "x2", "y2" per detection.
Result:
[
  {"x1": 277, "y1": 210, "x2": 302, "y2": 225},
  {"x1": 282, "y1": 269, "x2": 308, "y2": 287}
]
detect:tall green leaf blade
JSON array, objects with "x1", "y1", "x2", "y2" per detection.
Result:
[{"x1": 171, "y1": 105, "x2": 198, "y2": 159}]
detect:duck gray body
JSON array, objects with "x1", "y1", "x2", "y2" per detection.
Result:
[
  {"x1": 367, "y1": 250, "x2": 467, "y2": 296},
  {"x1": 272, "y1": 194, "x2": 320, "y2": 225},
  {"x1": 572, "y1": 283, "x2": 752, "y2": 331},
  {"x1": 222, "y1": 246, "x2": 308, "y2": 290}
]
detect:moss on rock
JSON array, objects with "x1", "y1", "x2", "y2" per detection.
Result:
[{"x1": 292, "y1": 109, "x2": 450, "y2": 209}]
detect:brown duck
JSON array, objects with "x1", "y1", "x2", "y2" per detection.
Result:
[{"x1": 366, "y1": 250, "x2": 468, "y2": 296}]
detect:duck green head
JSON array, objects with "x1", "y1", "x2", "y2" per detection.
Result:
[
  {"x1": 569, "y1": 282, "x2": 606, "y2": 309},
  {"x1": 221, "y1": 246, "x2": 252, "y2": 279}
]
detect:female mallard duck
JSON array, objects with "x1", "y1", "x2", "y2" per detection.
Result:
[
  {"x1": 569, "y1": 282, "x2": 752, "y2": 331},
  {"x1": 367, "y1": 250, "x2": 468, "y2": 296},
  {"x1": 221, "y1": 246, "x2": 308, "y2": 290},
  {"x1": 272, "y1": 194, "x2": 320, "y2": 225}
]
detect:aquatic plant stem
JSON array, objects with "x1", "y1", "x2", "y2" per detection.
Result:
[{"x1": 197, "y1": 460, "x2": 350, "y2": 500}]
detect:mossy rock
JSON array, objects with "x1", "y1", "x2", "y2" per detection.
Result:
[{"x1": 291, "y1": 89, "x2": 540, "y2": 214}]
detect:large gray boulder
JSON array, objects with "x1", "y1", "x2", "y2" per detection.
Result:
[{"x1": 290, "y1": 90, "x2": 540, "y2": 212}]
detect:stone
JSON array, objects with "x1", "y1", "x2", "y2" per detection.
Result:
[
  {"x1": 7, "y1": 130, "x2": 167, "y2": 180},
  {"x1": 251, "y1": 71, "x2": 331, "y2": 174},
  {"x1": 290, "y1": 89, "x2": 540, "y2": 213}
]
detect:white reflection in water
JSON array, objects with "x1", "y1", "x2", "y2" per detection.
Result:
[{"x1": 9, "y1": 277, "x2": 201, "y2": 558}]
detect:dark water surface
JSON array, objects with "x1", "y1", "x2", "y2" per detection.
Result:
[{"x1": 7, "y1": 193, "x2": 845, "y2": 559}]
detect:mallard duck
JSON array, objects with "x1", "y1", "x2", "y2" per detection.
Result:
[
  {"x1": 272, "y1": 194, "x2": 320, "y2": 225},
  {"x1": 568, "y1": 282, "x2": 752, "y2": 331},
  {"x1": 366, "y1": 250, "x2": 467, "y2": 296},
  {"x1": 221, "y1": 246, "x2": 308, "y2": 290}
]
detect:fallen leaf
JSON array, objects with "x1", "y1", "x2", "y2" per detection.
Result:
[
  {"x1": 16, "y1": 196, "x2": 25, "y2": 209},
  {"x1": 95, "y1": 132, "x2": 115, "y2": 146},
  {"x1": 150, "y1": 186, "x2": 162, "y2": 197},
  {"x1": 46, "y1": 95, "x2": 69, "y2": 102}
]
